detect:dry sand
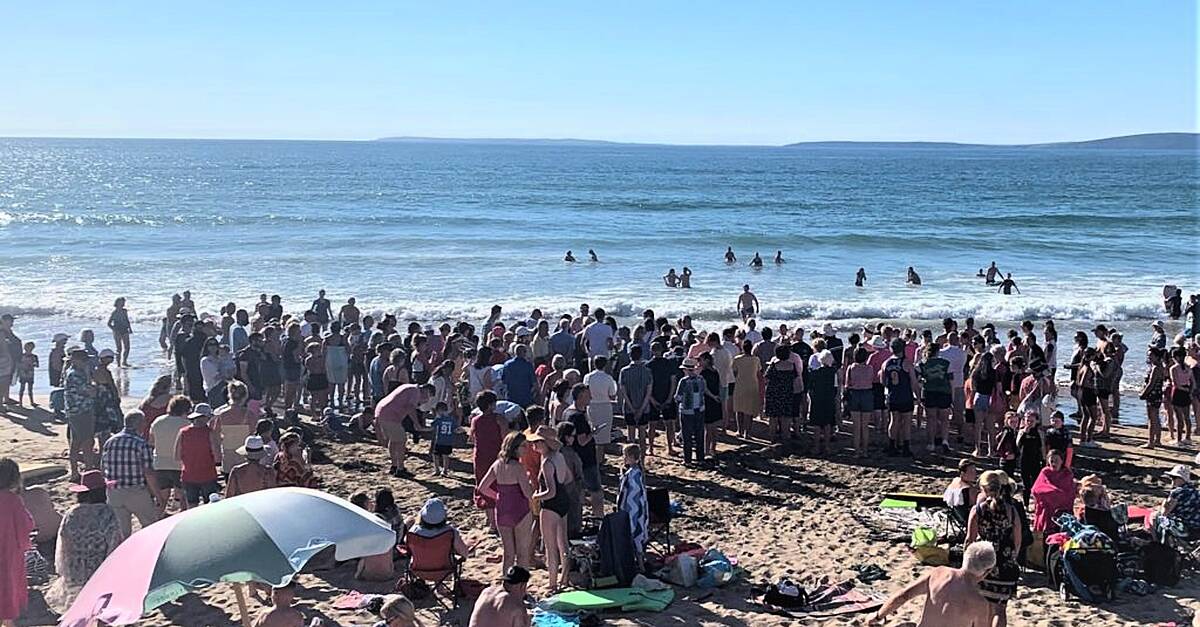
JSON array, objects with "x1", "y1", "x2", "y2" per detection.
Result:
[{"x1": 3, "y1": 396, "x2": 1198, "y2": 627}]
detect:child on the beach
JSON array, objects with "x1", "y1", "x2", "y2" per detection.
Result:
[
  {"x1": 1043, "y1": 410, "x2": 1072, "y2": 468},
  {"x1": 18, "y1": 341, "x2": 37, "y2": 406},
  {"x1": 430, "y1": 401, "x2": 456, "y2": 476},
  {"x1": 617, "y1": 443, "x2": 649, "y2": 565},
  {"x1": 996, "y1": 411, "x2": 1019, "y2": 478}
]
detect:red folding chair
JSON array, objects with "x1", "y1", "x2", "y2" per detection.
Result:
[{"x1": 398, "y1": 529, "x2": 463, "y2": 610}]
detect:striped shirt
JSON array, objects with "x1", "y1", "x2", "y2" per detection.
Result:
[{"x1": 102, "y1": 429, "x2": 153, "y2": 488}]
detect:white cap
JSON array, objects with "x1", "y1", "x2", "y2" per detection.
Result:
[{"x1": 189, "y1": 403, "x2": 214, "y2": 419}]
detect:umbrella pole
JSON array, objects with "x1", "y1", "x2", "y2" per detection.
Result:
[{"x1": 233, "y1": 583, "x2": 253, "y2": 627}]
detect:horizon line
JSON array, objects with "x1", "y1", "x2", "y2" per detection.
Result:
[{"x1": 0, "y1": 130, "x2": 1196, "y2": 148}]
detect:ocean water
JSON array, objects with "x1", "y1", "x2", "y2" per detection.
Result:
[{"x1": 1, "y1": 138, "x2": 1197, "y2": 402}]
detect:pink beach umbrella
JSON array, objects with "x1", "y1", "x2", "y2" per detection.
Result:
[{"x1": 58, "y1": 487, "x2": 396, "y2": 627}]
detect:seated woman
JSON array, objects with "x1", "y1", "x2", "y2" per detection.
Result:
[
  {"x1": 1031, "y1": 448, "x2": 1076, "y2": 537},
  {"x1": 406, "y1": 497, "x2": 471, "y2": 559},
  {"x1": 944, "y1": 459, "x2": 980, "y2": 520},
  {"x1": 273, "y1": 431, "x2": 318, "y2": 488},
  {"x1": 1077, "y1": 482, "x2": 1120, "y2": 543},
  {"x1": 1162, "y1": 464, "x2": 1200, "y2": 538}
]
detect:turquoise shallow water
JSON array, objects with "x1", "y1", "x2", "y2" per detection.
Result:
[{"x1": 0, "y1": 138, "x2": 1197, "y2": 409}]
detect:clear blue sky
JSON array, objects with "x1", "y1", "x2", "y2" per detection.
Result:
[{"x1": 1, "y1": 2, "x2": 1195, "y2": 144}]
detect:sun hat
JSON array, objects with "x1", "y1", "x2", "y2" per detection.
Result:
[
  {"x1": 515, "y1": 326, "x2": 533, "y2": 337},
  {"x1": 681, "y1": 357, "x2": 699, "y2": 370},
  {"x1": 526, "y1": 425, "x2": 562, "y2": 450},
  {"x1": 1164, "y1": 465, "x2": 1191, "y2": 482},
  {"x1": 68, "y1": 469, "x2": 116, "y2": 493},
  {"x1": 1152, "y1": 320, "x2": 1164, "y2": 329},
  {"x1": 821, "y1": 323, "x2": 836, "y2": 336},
  {"x1": 870, "y1": 336, "x2": 887, "y2": 350},
  {"x1": 98, "y1": 348, "x2": 116, "y2": 360},
  {"x1": 237, "y1": 435, "x2": 266, "y2": 459},
  {"x1": 189, "y1": 403, "x2": 214, "y2": 419},
  {"x1": 420, "y1": 497, "x2": 448, "y2": 526},
  {"x1": 52, "y1": 333, "x2": 70, "y2": 343}
]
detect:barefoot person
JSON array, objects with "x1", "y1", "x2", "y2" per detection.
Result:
[
  {"x1": 867, "y1": 541, "x2": 997, "y2": 627},
  {"x1": 996, "y1": 273, "x2": 1021, "y2": 295},
  {"x1": 855, "y1": 267, "x2": 867, "y2": 287},
  {"x1": 107, "y1": 297, "x2": 132, "y2": 367},
  {"x1": 375, "y1": 383, "x2": 435, "y2": 476},
  {"x1": 724, "y1": 246, "x2": 736, "y2": 264},
  {"x1": 529, "y1": 425, "x2": 572, "y2": 593},
  {"x1": 469, "y1": 566, "x2": 531, "y2": 627},
  {"x1": 736, "y1": 285, "x2": 759, "y2": 322},
  {"x1": 477, "y1": 431, "x2": 535, "y2": 573}
]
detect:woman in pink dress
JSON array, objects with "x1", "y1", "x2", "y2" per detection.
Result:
[
  {"x1": 470, "y1": 391, "x2": 506, "y2": 529},
  {"x1": 0, "y1": 458, "x2": 35, "y2": 627}
]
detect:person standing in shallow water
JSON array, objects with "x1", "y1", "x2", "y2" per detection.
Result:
[
  {"x1": 724, "y1": 246, "x2": 736, "y2": 264},
  {"x1": 737, "y1": 285, "x2": 760, "y2": 322},
  {"x1": 907, "y1": 266, "x2": 922, "y2": 285},
  {"x1": 564, "y1": 250, "x2": 576, "y2": 263},
  {"x1": 997, "y1": 273, "x2": 1021, "y2": 295},
  {"x1": 855, "y1": 267, "x2": 867, "y2": 287},
  {"x1": 750, "y1": 252, "x2": 764, "y2": 268},
  {"x1": 680, "y1": 267, "x2": 692, "y2": 288},
  {"x1": 588, "y1": 249, "x2": 598, "y2": 263},
  {"x1": 774, "y1": 250, "x2": 785, "y2": 264}
]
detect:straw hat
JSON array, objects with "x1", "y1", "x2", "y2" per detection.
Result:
[
  {"x1": 681, "y1": 357, "x2": 699, "y2": 370},
  {"x1": 237, "y1": 435, "x2": 266, "y2": 460},
  {"x1": 526, "y1": 425, "x2": 561, "y2": 450}
]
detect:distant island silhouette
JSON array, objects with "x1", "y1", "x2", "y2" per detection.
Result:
[{"x1": 376, "y1": 132, "x2": 1198, "y2": 150}]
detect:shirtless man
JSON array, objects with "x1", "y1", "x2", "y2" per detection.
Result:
[
  {"x1": 997, "y1": 273, "x2": 1020, "y2": 295},
  {"x1": 252, "y1": 582, "x2": 304, "y2": 627},
  {"x1": 907, "y1": 266, "x2": 922, "y2": 286},
  {"x1": 724, "y1": 246, "x2": 736, "y2": 264},
  {"x1": 311, "y1": 290, "x2": 333, "y2": 325},
  {"x1": 737, "y1": 285, "x2": 759, "y2": 322},
  {"x1": 750, "y1": 252, "x2": 764, "y2": 268},
  {"x1": 868, "y1": 541, "x2": 996, "y2": 627},
  {"x1": 663, "y1": 269, "x2": 679, "y2": 288},
  {"x1": 469, "y1": 566, "x2": 531, "y2": 627},
  {"x1": 774, "y1": 250, "x2": 785, "y2": 264},
  {"x1": 985, "y1": 261, "x2": 1001, "y2": 285},
  {"x1": 338, "y1": 297, "x2": 360, "y2": 326}
]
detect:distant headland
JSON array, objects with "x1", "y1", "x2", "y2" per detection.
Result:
[{"x1": 376, "y1": 132, "x2": 1198, "y2": 150}]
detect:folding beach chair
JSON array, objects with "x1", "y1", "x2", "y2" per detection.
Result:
[
  {"x1": 646, "y1": 486, "x2": 673, "y2": 555},
  {"x1": 398, "y1": 529, "x2": 463, "y2": 610}
]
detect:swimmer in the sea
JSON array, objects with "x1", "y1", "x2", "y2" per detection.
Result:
[
  {"x1": 855, "y1": 267, "x2": 867, "y2": 287},
  {"x1": 907, "y1": 266, "x2": 922, "y2": 286},
  {"x1": 588, "y1": 249, "x2": 598, "y2": 263},
  {"x1": 680, "y1": 267, "x2": 692, "y2": 288},
  {"x1": 725, "y1": 246, "x2": 736, "y2": 264},
  {"x1": 997, "y1": 273, "x2": 1020, "y2": 295},
  {"x1": 664, "y1": 269, "x2": 679, "y2": 288},
  {"x1": 564, "y1": 250, "x2": 576, "y2": 263},
  {"x1": 750, "y1": 253, "x2": 764, "y2": 268},
  {"x1": 774, "y1": 250, "x2": 785, "y2": 264},
  {"x1": 985, "y1": 261, "x2": 1000, "y2": 285}
]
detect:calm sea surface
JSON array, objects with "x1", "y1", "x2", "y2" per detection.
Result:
[{"x1": 1, "y1": 138, "x2": 1197, "y2": 402}]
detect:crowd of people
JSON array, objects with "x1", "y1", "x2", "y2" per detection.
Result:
[{"x1": 1, "y1": 284, "x2": 1199, "y2": 627}]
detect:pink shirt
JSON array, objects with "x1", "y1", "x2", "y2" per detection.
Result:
[
  {"x1": 847, "y1": 363, "x2": 875, "y2": 390},
  {"x1": 376, "y1": 384, "x2": 421, "y2": 425},
  {"x1": 867, "y1": 349, "x2": 890, "y2": 376}
]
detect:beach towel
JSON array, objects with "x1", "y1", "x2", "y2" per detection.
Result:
[
  {"x1": 544, "y1": 587, "x2": 675, "y2": 613},
  {"x1": 805, "y1": 580, "x2": 885, "y2": 617},
  {"x1": 1031, "y1": 467, "x2": 1076, "y2": 533},
  {"x1": 598, "y1": 511, "x2": 637, "y2": 587},
  {"x1": 617, "y1": 466, "x2": 649, "y2": 554}
]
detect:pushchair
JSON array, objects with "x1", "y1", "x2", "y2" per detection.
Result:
[{"x1": 1045, "y1": 514, "x2": 1118, "y2": 603}]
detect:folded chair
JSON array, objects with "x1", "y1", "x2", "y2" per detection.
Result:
[
  {"x1": 646, "y1": 487, "x2": 673, "y2": 555},
  {"x1": 398, "y1": 529, "x2": 463, "y2": 610}
]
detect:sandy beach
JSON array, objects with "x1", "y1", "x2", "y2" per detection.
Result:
[{"x1": 5, "y1": 389, "x2": 1198, "y2": 627}]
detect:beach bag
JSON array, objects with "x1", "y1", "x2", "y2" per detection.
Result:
[
  {"x1": 1140, "y1": 542, "x2": 1181, "y2": 586},
  {"x1": 697, "y1": 549, "x2": 734, "y2": 588},
  {"x1": 25, "y1": 545, "x2": 50, "y2": 585}
]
